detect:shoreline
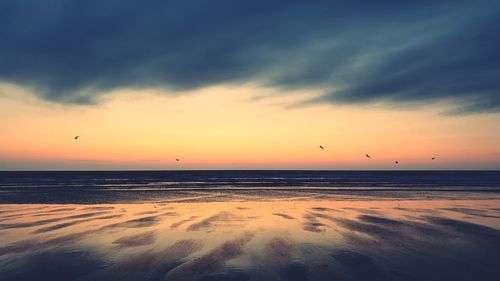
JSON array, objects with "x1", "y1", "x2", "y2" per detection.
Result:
[{"x1": 2, "y1": 197, "x2": 500, "y2": 280}]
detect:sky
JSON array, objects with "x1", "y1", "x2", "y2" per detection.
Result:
[{"x1": 1, "y1": 0, "x2": 500, "y2": 170}]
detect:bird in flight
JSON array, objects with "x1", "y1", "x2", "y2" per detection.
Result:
[
  {"x1": 432, "y1": 157, "x2": 436, "y2": 160},
  {"x1": 365, "y1": 154, "x2": 371, "y2": 158},
  {"x1": 395, "y1": 160, "x2": 399, "y2": 164},
  {"x1": 175, "y1": 158, "x2": 180, "y2": 162},
  {"x1": 319, "y1": 145, "x2": 324, "y2": 150},
  {"x1": 74, "y1": 136, "x2": 79, "y2": 140}
]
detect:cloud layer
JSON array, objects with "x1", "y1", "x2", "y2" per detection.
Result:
[{"x1": 0, "y1": 0, "x2": 499, "y2": 112}]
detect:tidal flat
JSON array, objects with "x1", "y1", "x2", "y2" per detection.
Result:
[{"x1": 1, "y1": 195, "x2": 500, "y2": 281}]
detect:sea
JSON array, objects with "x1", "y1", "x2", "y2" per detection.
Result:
[
  {"x1": 2, "y1": 170, "x2": 500, "y2": 281},
  {"x1": 1, "y1": 170, "x2": 499, "y2": 203}
]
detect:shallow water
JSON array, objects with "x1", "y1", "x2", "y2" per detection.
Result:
[{"x1": 1, "y1": 197, "x2": 500, "y2": 281}]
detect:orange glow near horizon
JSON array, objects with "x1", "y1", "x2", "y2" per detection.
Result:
[{"x1": 1, "y1": 83, "x2": 500, "y2": 170}]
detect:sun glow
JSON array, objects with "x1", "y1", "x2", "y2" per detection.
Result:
[{"x1": 1, "y1": 83, "x2": 499, "y2": 170}]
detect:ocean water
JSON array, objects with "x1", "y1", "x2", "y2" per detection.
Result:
[
  {"x1": 1, "y1": 171, "x2": 500, "y2": 280},
  {"x1": 1, "y1": 170, "x2": 499, "y2": 203}
]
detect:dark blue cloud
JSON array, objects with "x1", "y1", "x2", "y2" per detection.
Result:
[{"x1": 0, "y1": 0, "x2": 499, "y2": 112}]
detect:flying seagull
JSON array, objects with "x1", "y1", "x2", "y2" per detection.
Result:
[
  {"x1": 395, "y1": 160, "x2": 399, "y2": 164},
  {"x1": 74, "y1": 136, "x2": 79, "y2": 140},
  {"x1": 175, "y1": 158, "x2": 180, "y2": 162},
  {"x1": 319, "y1": 145, "x2": 324, "y2": 150},
  {"x1": 365, "y1": 154, "x2": 371, "y2": 158}
]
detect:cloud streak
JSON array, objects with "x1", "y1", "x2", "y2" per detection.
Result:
[{"x1": 0, "y1": 0, "x2": 499, "y2": 112}]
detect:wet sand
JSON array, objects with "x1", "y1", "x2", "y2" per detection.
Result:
[{"x1": 1, "y1": 195, "x2": 500, "y2": 281}]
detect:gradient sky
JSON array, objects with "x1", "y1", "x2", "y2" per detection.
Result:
[{"x1": 1, "y1": 1, "x2": 500, "y2": 170}]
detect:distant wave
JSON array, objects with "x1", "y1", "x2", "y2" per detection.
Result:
[
  {"x1": 1, "y1": 170, "x2": 500, "y2": 189},
  {"x1": 1, "y1": 171, "x2": 499, "y2": 203}
]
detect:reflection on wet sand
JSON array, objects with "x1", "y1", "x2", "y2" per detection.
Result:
[{"x1": 1, "y1": 198, "x2": 500, "y2": 281}]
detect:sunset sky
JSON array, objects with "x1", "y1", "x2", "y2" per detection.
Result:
[{"x1": 1, "y1": 1, "x2": 499, "y2": 170}]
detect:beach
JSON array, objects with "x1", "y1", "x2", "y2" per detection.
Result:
[
  {"x1": 2, "y1": 196, "x2": 500, "y2": 280},
  {"x1": 1, "y1": 171, "x2": 500, "y2": 281},
  {"x1": 2, "y1": 0, "x2": 500, "y2": 279}
]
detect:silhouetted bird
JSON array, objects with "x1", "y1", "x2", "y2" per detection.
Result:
[
  {"x1": 319, "y1": 145, "x2": 324, "y2": 150},
  {"x1": 74, "y1": 136, "x2": 79, "y2": 140},
  {"x1": 395, "y1": 161, "x2": 399, "y2": 164},
  {"x1": 175, "y1": 158, "x2": 180, "y2": 162},
  {"x1": 432, "y1": 157, "x2": 435, "y2": 160},
  {"x1": 365, "y1": 154, "x2": 371, "y2": 158}
]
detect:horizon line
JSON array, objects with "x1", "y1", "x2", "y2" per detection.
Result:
[{"x1": 1, "y1": 169, "x2": 499, "y2": 172}]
